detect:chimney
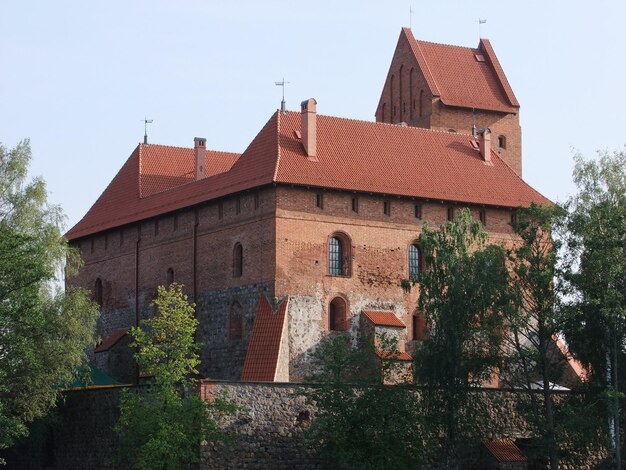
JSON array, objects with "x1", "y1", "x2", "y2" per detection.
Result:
[
  {"x1": 300, "y1": 98, "x2": 317, "y2": 158},
  {"x1": 479, "y1": 128, "x2": 491, "y2": 162},
  {"x1": 194, "y1": 137, "x2": 206, "y2": 180}
]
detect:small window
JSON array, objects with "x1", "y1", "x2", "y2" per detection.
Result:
[
  {"x1": 408, "y1": 243, "x2": 422, "y2": 280},
  {"x1": 383, "y1": 201, "x2": 391, "y2": 216},
  {"x1": 511, "y1": 209, "x2": 518, "y2": 225},
  {"x1": 119, "y1": 230, "x2": 124, "y2": 246},
  {"x1": 254, "y1": 192, "x2": 260, "y2": 209},
  {"x1": 329, "y1": 233, "x2": 351, "y2": 277},
  {"x1": 166, "y1": 268, "x2": 174, "y2": 285},
  {"x1": 498, "y1": 135, "x2": 506, "y2": 149},
  {"x1": 235, "y1": 197, "x2": 241, "y2": 215},
  {"x1": 104, "y1": 233, "x2": 108, "y2": 251},
  {"x1": 415, "y1": 203, "x2": 423, "y2": 220},
  {"x1": 316, "y1": 193, "x2": 324, "y2": 209},
  {"x1": 479, "y1": 208, "x2": 487, "y2": 226},
  {"x1": 94, "y1": 278, "x2": 103, "y2": 307},
  {"x1": 329, "y1": 297, "x2": 348, "y2": 331},
  {"x1": 412, "y1": 312, "x2": 429, "y2": 341},
  {"x1": 233, "y1": 243, "x2": 243, "y2": 278},
  {"x1": 351, "y1": 197, "x2": 359, "y2": 213},
  {"x1": 447, "y1": 207, "x2": 455, "y2": 221},
  {"x1": 218, "y1": 202, "x2": 224, "y2": 220},
  {"x1": 173, "y1": 214, "x2": 178, "y2": 231},
  {"x1": 154, "y1": 219, "x2": 159, "y2": 236}
]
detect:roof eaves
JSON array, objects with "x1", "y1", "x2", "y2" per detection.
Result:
[{"x1": 479, "y1": 38, "x2": 520, "y2": 108}]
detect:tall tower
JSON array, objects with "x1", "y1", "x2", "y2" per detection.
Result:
[{"x1": 376, "y1": 28, "x2": 523, "y2": 176}]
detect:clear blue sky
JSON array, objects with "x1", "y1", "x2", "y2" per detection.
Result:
[{"x1": 2, "y1": 1, "x2": 625, "y2": 232}]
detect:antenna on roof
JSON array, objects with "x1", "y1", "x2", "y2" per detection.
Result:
[
  {"x1": 142, "y1": 117, "x2": 154, "y2": 145},
  {"x1": 409, "y1": 6, "x2": 414, "y2": 30},
  {"x1": 478, "y1": 18, "x2": 487, "y2": 39},
  {"x1": 275, "y1": 78, "x2": 290, "y2": 113}
]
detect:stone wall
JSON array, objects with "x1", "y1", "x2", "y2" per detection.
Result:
[{"x1": 3, "y1": 382, "x2": 608, "y2": 470}]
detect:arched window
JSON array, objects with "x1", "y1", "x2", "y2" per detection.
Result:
[
  {"x1": 419, "y1": 89, "x2": 424, "y2": 117},
  {"x1": 229, "y1": 301, "x2": 243, "y2": 340},
  {"x1": 233, "y1": 243, "x2": 243, "y2": 277},
  {"x1": 412, "y1": 311, "x2": 429, "y2": 341},
  {"x1": 399, "y1": 65, "x2": 404, "y2": 121},
  {"x1": 329, "y1": 297, "x2": 348, "y2": 331},
  {"x1": 498, "y1": 135, "x2": 506, "y2": 149},
  {"x1": 408, "y1": 243, "x2": 422, "y2": 280},
  {"x1": 390, "y1": 75, "x2": 395, "y2": 120},
  {"x1": 166, "y1": 267, "x2": 174, "y2": 285},
  {"x1": 94, "y1": 278, "x2": 103, "y2": 307},
  {"x1": 329, "y1": 233, "x2": 351, "y2": 276},
  {"x1": 409, "y1": 68, "x2": 414, "y2": 120}
]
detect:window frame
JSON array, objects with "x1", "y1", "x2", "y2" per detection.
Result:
[{"x1": 328, "y1": 232, "x2": 351, "y2": 277}]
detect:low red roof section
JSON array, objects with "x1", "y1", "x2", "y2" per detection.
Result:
[
  {"x1": 402, "y1": 28, "x2": 519, "y2": 113},
  {"x1": 484, "y1": 440, "x2": 527, "y2": 463},
  {"x1": 241, "y1": 294, "x2": 288, "y2": 382},
  {"x1": 94, "y1": 328, "x2": 129, "y2": 353},
  {"x1": 363, "y1": 310, "x2": 405, "y2": 328},
  {"x1": 376, "y1": 350, "x2": 412, "y2": 361},
  {"x1": 66, "y1": 110, "x2": 550, "y2": 241}
]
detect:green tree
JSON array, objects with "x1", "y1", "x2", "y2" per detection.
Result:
[
  {"x1": 561, "y1": 149, "x2": 626, "y2": 468},
  {"x1": 502, "y1": 203, "x2": 571, "y2": 469},
  {"x1": 411, "y1": 208, "x2": 511, "y2": 465},
  {"x1": 0, "y1": 140, "x2": 99, "y2": 459},
  {"x1": 115, "y1": 283, "x2": 236, "y2": 470},
  {"x1": 303, "y1": 333, "x2": 432, "y2": 469}
]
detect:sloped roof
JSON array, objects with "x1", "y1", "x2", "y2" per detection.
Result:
[
  {"x1": 66, "y1": 110, "x2": 549, "y2": 240},
  {"x1": 401, "y1": 28, "x2": 519, "y2": 113},
  {"x1": 94, "y1": 327, "x2": 129, "y2": 353},
  {"x1": 241, "y1": 294, "x2": 288, "y2": 382},
  {"x1": 484, "y1": 440, "x2": 527, "y2": 462},
  {"x1": 363, "y1": 310, "x2": 406, "y2": 328}
]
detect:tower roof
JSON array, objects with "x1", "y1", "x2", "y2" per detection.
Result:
[{"x1": 398, "y1": 28, "x2": 519, "y2": 113}]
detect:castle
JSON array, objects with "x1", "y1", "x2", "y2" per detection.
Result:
[{"x1": 66, "y1": 28, "x2": 552, "y2": 385}]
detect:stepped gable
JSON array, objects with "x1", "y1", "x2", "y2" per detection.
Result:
[
  {"x1": 402, "y1": 27, "x2": 519, "y2": 113},
  {"x1": 66, "y1": 109, "x2": 549, "y2": 241},
  {"x1": 241, "y1": 294, "x2": 288, "y2": 382}
]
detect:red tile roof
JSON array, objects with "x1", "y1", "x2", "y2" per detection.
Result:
[
  {"x1": 241, "y1": 294, "x2": 288, "y2": 382},
  {"x1": 363, "y1": 310, "x2": 406, "y2": 328},
  {"x1": 484, "y1": 440, "x2": 527, "y2": 463},
  {"x1": 402, "y1": 28, "x2": 519, "y2": 113},
  {"x1": 66, "y1": 110, "x2": 549, "y2": 240},
  {"x1": 94, "y1": 328, "x2": 129, "y2": 353}
]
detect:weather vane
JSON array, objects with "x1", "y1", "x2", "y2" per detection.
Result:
[
  {"x1": 478, "y1": 18, "x2": 487, "y2": 39},
  {"x1": 410, "y1": 6, "x2": 414, "y2": 30},
  {"x1": 275, "y1": 78, "x2": 290, "y2": 113},
  {"x1": 142, "y1": 117, "x2": 153, "y2": 145}
]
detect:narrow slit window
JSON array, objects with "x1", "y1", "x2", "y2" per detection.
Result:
[
  {"x1": 351, "y1": 197, "x2": 359, "y2": 213},
  {"x1": 415, "y1": 203, "x2": 423, "y2": 220},
  {"x1": 316, "y1": 193, "x2": 324, "y2": 209},
  {"x1": 235, "y1": 197, "x2": 241, "y2": 215},
  {"x1": 254, "y1": 192, "x2": 260, "y2": 209},
  {"x1": 447, "y1": 207, "x2": 455, "y2": 221},
  {"x1": 479, "y1": 208, "x2": 487, "y2": 226},
  {"x1": 384, "y1": 201, "x2": 391, "y2": 216},
  {"x1": 218, "y1": 202, "x2": 223, "y2": 220}
]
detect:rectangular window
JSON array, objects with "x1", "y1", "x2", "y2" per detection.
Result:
[
  {"x1": 173, "y1": 214, "x2": 178, "y2": 231},
  {"x1": 119, "y1": 229, "x2": 124, "y2": 246},
  {"x1": 415, "y1": 203, "x2": 423, "y2": 219},
  {"x1": 479, "y1": 208, "x2": 487, "y2": 226},
  {"x1": 218, "y1": 202, "x2": 224, "y2": 220},
  {"x1": 511, "y1": 209, "x2": 518, "y2": 225},
  {"x1": 316, "y1": 193, "x2": 323, "y2": 209},
  {"x1": 154, "y1": 219, "x2": 159, "y2": 236},
  {"x1": 254, "y1": 192, "x2": 260, "y2": 209},
  {"x1": 351, "y1": 197, "x2": 359, "y2": 213},
  {"x1": 236, "y1": 197, "x2": 241, "y2": 215},
  {"x1": 104, "y1": 233, "x2": 108, "y2": 250},
  {"x1": 447, "y1": 207, "x2": 455, "y2": 221},
  {"x1": 383, "y1": 201, "x2": 391, "y2": 216}
]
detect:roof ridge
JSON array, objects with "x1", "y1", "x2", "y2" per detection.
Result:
[
  {"x1": 139, "y1": 142, "x2": 240, "y2": 156},
  {"x1": 273, "y1": 110, "x2": 282, "y2": 182},
  {"x1": 415, "y1": 37, "x2": 480, "y2": 51}
]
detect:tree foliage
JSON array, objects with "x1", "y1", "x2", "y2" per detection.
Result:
[
  {"x1": 303, "y1": 333, "x2": 432, "y2": 470},
  {"x1": 561, "y1": 149, "x2": 626, "y2": 467},
  {"x1": 114, "y1": 284, "x2": 237, "y2": 470},
  {"x1": 412, "y1": 208, "x2": 512, "y2": 463},
  {"x1": 0, "y1": 140, "x2": 99, "y2": 459}
]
